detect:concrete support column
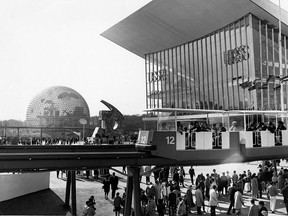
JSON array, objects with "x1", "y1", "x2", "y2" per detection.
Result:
[
  {"x1": 65, "y1": 171, "x2": 71, "y2": 207},
  {"x1": 71, "y1": 170, "x2": 77, "y2": 216},
  {"x1": 64, "y1": 170, "x2": 77, "y2": 215},
  {"x1": 131, "y1": 167, "x2": 142, "y2": 216},
  {"x1": 124, "y1": 173, "x2": 133, "y2": 216}
]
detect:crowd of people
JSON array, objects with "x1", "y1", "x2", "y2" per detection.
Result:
[
  {"x1": 82, "y1": 161, "x2": 288, "y2": 216},
  {"x1": 176, "y1": 119, "x2": 288, "y2": 149}
]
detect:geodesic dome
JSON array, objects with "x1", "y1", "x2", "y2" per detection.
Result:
[{"x1": 26, "y1": 86, "x2": 90, "y2": 127}]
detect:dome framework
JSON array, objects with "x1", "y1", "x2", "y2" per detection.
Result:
[{"x1": 26, "y1": 86, "x2": 90, "y2": 128}]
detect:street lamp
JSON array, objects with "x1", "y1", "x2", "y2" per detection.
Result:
[{"x1": 79, "y1": 118, "x2": 87, "y2": 144}]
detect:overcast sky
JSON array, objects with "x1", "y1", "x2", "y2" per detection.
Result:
[{"x1": 0, "y1": 0, "x2": 287, "y2": 121}]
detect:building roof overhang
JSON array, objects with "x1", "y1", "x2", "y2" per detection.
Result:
[{"x1": 101, "y1": 0, "x2": 288, "y2": 59}]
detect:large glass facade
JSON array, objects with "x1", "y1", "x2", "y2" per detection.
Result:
[{"x1": 145, "y1": 13, "x2": 288, "y2": 111}]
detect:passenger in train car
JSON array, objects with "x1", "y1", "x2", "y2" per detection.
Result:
[
  {"x1": 177, "y1": 122, "x2": 184, "y2": 135},
  {"x1": 257, "y1": 122, "x2": 267, "y2": 131},
  {"x1": 211, "y1": 124, "x2": 219, "y2": 149},
  {"x1": 275, "y1": 120, "x2": 287, "y2": 146},
  {"x1": 277, "y1": 120, "x2": 287, "y2": 130},
  {"x1": 200, "y1": 122, "x2": 211, "y2": 131},
  {"x1": 229, "y1": 121, "x2": 238, "y2": 131},
  {"x1": 267, "y1": 121, "x2": 276, "y2": 133},
  {"x1": 246, "y1": 122, "x2": 257, "y2": 131},
  {"x1": 191, "y1": 121, "x2": 201, "y2": 132},
  {"x1": 188, "y1": 121, "x2": 201, "y2": 149},
  {"x1": 218, "y1": 122, "x2": 227, "y2": 132}
]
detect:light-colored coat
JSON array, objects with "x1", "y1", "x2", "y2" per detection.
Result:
[
  {"x1": 209, "y1": 188, "x2": 218, "y2": 206},
  {"x1": 234, "y1": 191, "x2": 244, "y2": 210},
  {"x1": 195, "y1": 189, "x2": 204, "y2": 207}
]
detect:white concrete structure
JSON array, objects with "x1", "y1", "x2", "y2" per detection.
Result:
[{"x1": 0, "y1": 172, "x2": 50, "y2": 202}]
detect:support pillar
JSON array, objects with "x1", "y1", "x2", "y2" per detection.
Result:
[
  {"x1": 124, "y1": 170, "x2": 133, "y2": 216},
  {"x1": 124, "y1": 167, "x2": 142, "y2": 216},
  {"x1": 71, "y1": 171, "x2": 77, "y2": 216},
  {"x1": 131, "y1": 167, "x2": 142, "y2": 216},
  {"x1": 65, "y1": 171, "x2": 71, "y2": 207},
  {"x1": 64, "y1": 170, "x2": 77, "y2": 216}
]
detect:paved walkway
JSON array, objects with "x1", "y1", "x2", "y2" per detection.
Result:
[{"x1": 0, "y1": 161, "x2": 288, "y2": 215}]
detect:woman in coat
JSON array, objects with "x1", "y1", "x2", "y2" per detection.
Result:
[
  {"x1": 250, "y1": 174, "x2": 258, "y2": 198},
  {"x1": 195, "y1": 185, "x2": 204, "y2": 215},
  {"x1": 186, "y1": 185, "x2": 195, "y2": 212},
  {"x1": 234, "y1": 189, "x2": 244, "y2": 214}
]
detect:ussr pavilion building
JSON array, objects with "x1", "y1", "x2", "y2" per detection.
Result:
[{"x1": 102, "y1": 0, "x2": 288, "y2": 115}]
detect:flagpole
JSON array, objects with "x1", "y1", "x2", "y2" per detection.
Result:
[{"x1": 279, "y1": 0, "x2": 284, "y2": 111}]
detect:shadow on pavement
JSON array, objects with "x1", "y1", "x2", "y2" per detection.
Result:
[{"x1": 0, "y1": 188, "x2": 70, "y2": 215}]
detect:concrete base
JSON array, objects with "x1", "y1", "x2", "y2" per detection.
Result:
[{"x1": 0, "y1": 172, "x2": 50, "y2": 202}]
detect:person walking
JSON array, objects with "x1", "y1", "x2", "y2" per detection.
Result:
[
  {"x1": 157, "y1": 199, "x2": 166, "y2": 216},
  {"x1": 109, "y1": 172, "x2": 119, "y2": 199},
  {"x1": 179, "y1": 166, "x2": 186, "y2": 187},
  {"x1": 177, "y1": 197, "x2": 187, "y2": 216},
  {"x1": 113, "y1": 192, "x2": 122, "y2": 216},
  {"x1": 146, "y1": 195, "x2": 157, "y2": 216},
  {"x1": 195, "y1": 185, "x2": 204, "y2": 215},
  {"x1": 189, "y1": 166, "x2": 195, "y2": 185},
  {"x1": 248, "y1": 198, "x2": 259, "y2": 216},
  {"x1": 103, "y1": 176, "x2": 110, "y2": 199},
  {"x1": 227, "y1": 183, "x2": 236, "y2": 215},
  {"x1": 86, "y1": 201, "x2": 96, "y2": 216},
  {"x1": 267, "y1": 181, "x2": 278, "y2": 213},
  {"x1": 234, "y1": 189, "x2": 244, "y2": 215},
  {"x1": 144, "y1": 166, "x2": 152, "y2": 184},
  {"x1": 209, "y1": 185, "x2": 218, "y2": 216},
  {"x1": 258, "y1": 201, "x2": 268, "y2": 216},
  {"x1": 282, "y1": 181, "x2": 288, "y2": 214},
  {"x1": 250, "y1": 173, "x2": 258, "y2": 198},
  {"x1": 186, "y1": 185, "x2": 195, "y2": 213}
]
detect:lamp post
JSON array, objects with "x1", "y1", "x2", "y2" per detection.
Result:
[
  {"x1": 279, "y1": 0, "x2": 284, "y2": 111},
  {"x1": 79, "y1": 119, "x2": 87, "y2": 144}
]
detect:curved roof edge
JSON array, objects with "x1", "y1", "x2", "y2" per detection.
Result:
[{"x1": 101, "y1": 0, "x2": 288, "y2": 58}]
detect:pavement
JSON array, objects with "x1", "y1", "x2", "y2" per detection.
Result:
[{"x1": 0, "y1": 161, "x2": 287, "y2": 215}]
